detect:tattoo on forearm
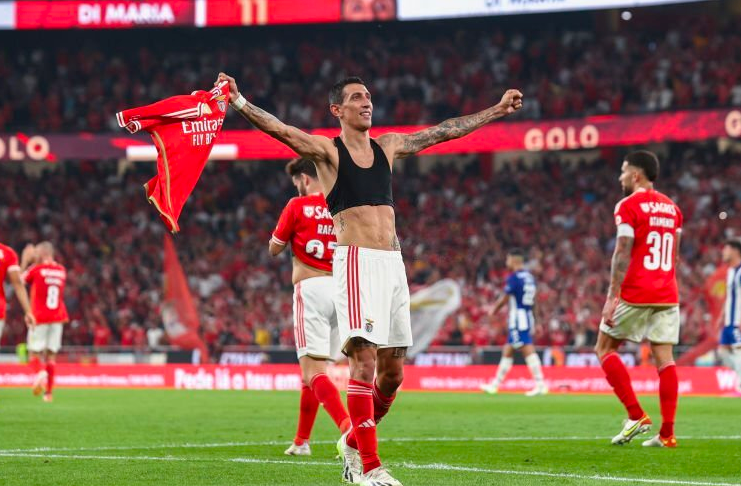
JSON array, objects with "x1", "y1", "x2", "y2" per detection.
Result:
[
  {"x1": 608, "y1": 237, "x2": 634, "y2": 298},
  {"x1": 238, "y1": 101, "x2": 282, "y2": 130},
  {"x1": 391, "y1": 234, "x2": 401, "y2": 251},
  {"x1": 401, "y1": 107, "x2": 498, "y2": 156}
]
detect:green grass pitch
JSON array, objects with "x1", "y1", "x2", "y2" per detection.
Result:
[{"x1": 1, "y1": 388, "x2": 740, "y2": 485}]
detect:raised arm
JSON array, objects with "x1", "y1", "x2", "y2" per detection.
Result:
[
  {"x1": 379, "y1": 89, "x2": 523, "y2": 159},
  {"x1": 216, "y1": 73, "x2": 333, "y2": 162}
]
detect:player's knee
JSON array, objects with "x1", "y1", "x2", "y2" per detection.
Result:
[{"x1": 377, "y1": 369, "x2": 404, "y2": 393}]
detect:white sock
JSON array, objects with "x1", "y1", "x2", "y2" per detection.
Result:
[
  {"x1": 525, "y1": 353, "x2": 544, "y2": 386},
  {"x1": 493, "y1": 357, "x2": 513, "y2": 386},
  {"x1": 733, "y1": 348, "x2": 741, "y2": 378},
  {"x1": 719, "y1": 348, "x2": 735, "y2": 369}
]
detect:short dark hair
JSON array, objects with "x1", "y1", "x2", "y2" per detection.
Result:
[
  {"x1": 285, "y1": 158, "x2": 317, "y2": 179},
  {"x1": 725, "y1": 238, "x2": 741, "y2": 254},
  {"x1": 508, "y1": 248, "x2": 525, "y2": 259},
  {"x1": 624, "y1": 150, "x2": 659, "y2": 182},
  {"x1": 329, "y1": 76, "x2": 366, "y2": 105}
]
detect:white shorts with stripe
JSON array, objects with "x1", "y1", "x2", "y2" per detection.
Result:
[
  {"x1": 293, "y1": 276, "x2": 340, "y2": 360},
  {"x1": 27, "y1": 323, "x2": 64, "y2": 353},
  {"x1": 333, "y1": 246, "x2": 413, "y2": 352},
  {"x1": 599, "y1": 301, "x2": 680, "y2": 345}
]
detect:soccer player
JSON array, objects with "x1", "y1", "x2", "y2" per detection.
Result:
[
  {"x1": 595, "y1": 151, "x2": 683, "y2": 448},
  {"x1": 270, "y1": 158, "x2": 351, "y2": 455},
  {"x1": 0, "y1": 242, "x2": 36, "y2": 341},
  {"x1": 217, "y1": 72, "x2": 522, "y2": 485},
  {"x1": 21, "y1": 242, "x2": 69, "y2": 402},
  {"x1": 718, "y1": 238, "x2": 741, "y2": 394},
  {"x1": 480, "y1": 249, "x2": 547, "y2": 396}
]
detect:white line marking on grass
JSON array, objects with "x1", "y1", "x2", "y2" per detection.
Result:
[
  {"x1": 0, "y1": 435, "x2": 739, "y2": 454},
  {"x1": 1, "y1": 452, "x2": 739, "y2": 486}
]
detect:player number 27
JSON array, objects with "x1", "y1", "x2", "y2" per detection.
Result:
[
  {"x1": 306, "y1": 240, "x2": 337, "y2": 259},
  {"x1": 46, "y1": 285, "x2": 60, "y2": 310},
  {"x1": 644, "y1": 231, "x2": 674, "y2": 272}
]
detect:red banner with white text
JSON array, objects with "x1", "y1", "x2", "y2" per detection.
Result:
[
  {"x1": 0, "y1": 364, "x2": 738, "y2": 395},
  {"x1": 1, "y1": 108, "x2": 739, "y2": 162}
]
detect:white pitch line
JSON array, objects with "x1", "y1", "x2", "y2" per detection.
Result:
[
  {"x1": 0, "y1": 452, "x2": 738, "y2": 486},
  {"x1": 0, "y1": 435, "x2": 739, "y2": 454}
]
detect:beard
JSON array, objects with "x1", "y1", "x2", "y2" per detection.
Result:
[{"x1": 622, "y1": 184, "x2": 634, "y2": 197}]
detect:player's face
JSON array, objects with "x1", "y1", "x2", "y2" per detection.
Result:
[
  {"x1": 292, "y1": 175, "x2": 307, "y2": 196},
  {"x1": 619, "y1": 161, "x2": 636, "y2": 197},
  {"x1": 336, "y1": 84, "x2": 373, "y2": 130},
  {"x1": 722, "y1": 244, "x2": 740, "y2": 264},
  {"x1": 505, "y1": 255, "x2": 514, "y2": 270}
]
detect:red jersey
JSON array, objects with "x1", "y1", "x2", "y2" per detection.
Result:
[
  {"x1": 272, "y1": 194, "x2": 336, "y2": 273},
  {"x1": 613, "y1": 188, "x2": 683, "y2": 305},
  {"x1": 116, "y1": 81, "x2": 229, "y2": 233},
  {"x1": 24, "y1": 262, "x2": 69, "y2": 325},
  {"x1": 0, "y1": 243, "x2": 20, "y2": 320}
]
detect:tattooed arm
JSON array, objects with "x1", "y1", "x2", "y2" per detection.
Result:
[
  {"x1": 378, "y1": 89, "x2": 523, "y2": 159},
  {"x1": 216, "y1": 73, "x2": 333, "y2": 162},
  {"x1": 602, "y1": 235, "x2": 634, "y2": 326}
]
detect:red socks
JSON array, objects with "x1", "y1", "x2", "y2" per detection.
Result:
[
  {"x1": 658, "y1": 362, "x2": 678, "y2": 438},
  {"x1": 294, "y1": 384, "x2": 319, "y2": 445},
  {"x1": 601, "y1": 352, "x2": 645, "y2": 420},
  {"x1": 372, "y1": 381, "x2": 396, "y2": 423},
  {"x1": 46, "y1": 361, "x2": 55, "y2": 394},
  {"x1": 347, "y1": 379, "x2": 380, "y2": 473},
  {"x1": 347, "y1": 380, "x2": 397, "y2": 451},
  {"x1": 29, "y1": 355, "x2": 42, "y2": 374},
  {"x1": 310, "y1": 373, "x2": 351, "y2": 433}
]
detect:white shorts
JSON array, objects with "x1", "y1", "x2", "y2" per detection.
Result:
[
  {"x1": 27, "y1": 323, "x2": 64, "y2": 353},
  {"x1": 600, "y1": 302, "x2": 680, "y2": 345},
  {"x1": 294, "y1": 276, "x2": 340, "y2": 360},
  {"x1": 333, "y1": 246, "x2": 413, "y2": 352}
]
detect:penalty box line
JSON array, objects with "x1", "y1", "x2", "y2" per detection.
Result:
[
  {"x1": 0, "y1": 452, "x2": 739, "y2": 486},
  {"x1": 0, "y1": 435, "x2": 740, "y2": 454}
]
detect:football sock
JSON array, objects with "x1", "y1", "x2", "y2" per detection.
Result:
[
  {"x1": 493, "y1": 357, "x2": 513, "y2": 386},
  {"x1": 294, "y1": 384, "x2": 319, "y2": 445},
  {"x1": 372, "y1": 379, "x2": 396, "y2": 423},
  {"x1": 525, "y1": 353, "x2": 545, "y2": 386},
  {"x1": 29, "y1": 355, "x2": 42, "y2": 374},
  {"x1": 46, "y1": 361, "x2": 56, "y2": 394},
  {"x1": 658, "y1": 362, "x2": 678, "y2": 438},
  {"x1": 601, "y1": 352, "x2": 645, "y2": 421},
  {"x1": 347, "y1": 379, "x2": 380, "y2": 473},
  {"x1": 310, "y1": 373, "x2": 351, "y2": 433}
]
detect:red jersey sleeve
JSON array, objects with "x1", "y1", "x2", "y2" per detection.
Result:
[
  {"x1": 116, "y1": 95, "x2": 207, "y2": 134},
  {"x1": 272, "y1": 199, "x2": 297, "y2": 246},
  {"x1": 3, "y1": 247, "x2": 19, "y2": 273},
  {"x1": 614, "y1": 197, "x2": 637, "y2": 230},
  {"x1": 23, "y1": 265, "x2": 37, "y2": 284}
]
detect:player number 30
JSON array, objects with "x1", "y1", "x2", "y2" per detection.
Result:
[{"x1": 644, "y1": 231, "x2": 674, "y2": 272}]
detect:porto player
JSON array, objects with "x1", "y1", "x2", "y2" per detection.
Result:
[
  {"x1": 595, "y1": 151, "x2": 683, "y2": 448},
  {"x1": 270, "y1": 158, "x2": 351, "y2": 455},
  {"x1": 21, "y1": 242, "x2": 69, "y2": 402},
  {"x1": 0, "y1": 242, "x2": 35, "y2": 342},
  {"x1": 718, "y1": 238, "x2": 741, "y2": 394},
  {"x1": 218, "y1": 72, "x2": 522, "y2": 485},
  {"x1": 481, "y1": 249, "x2": 547, "y2": 396}
]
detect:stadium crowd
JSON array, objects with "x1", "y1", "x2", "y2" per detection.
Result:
[
  {"x1": 0, "y1": 143, "x2": 737, "y2": 354},
  {"x1": 1, "y1": 17, "x2": 741, "y2": 132}
]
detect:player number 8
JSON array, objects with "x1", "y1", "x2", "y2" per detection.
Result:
[{"x1": 46, "y1": 285, "x2": 60, "y2": 310}]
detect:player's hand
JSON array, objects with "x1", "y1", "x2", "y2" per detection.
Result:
[
  {"x1": 601, "y1": 296, "x2": 619, "y2": 327},
  {"x1": 24, "y1": 312, "x2": 36, "y2": 331},
  {"x1": 216, "y1": 72, "x2": 240, "y2": 104},
  {"x1": 497, "y1": 89, "x2": 523, "y2": 115}
]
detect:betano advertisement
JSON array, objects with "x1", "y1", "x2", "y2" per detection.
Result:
[
  {"x1": 0, "y1": 0, "x2": 710, "y2": 29},
  {"x1": 1, "y1": 108, "x2": 739, "y2": 162},
  {"x1": 0, "y1": 364, "x2": 738, "y2": 395}
]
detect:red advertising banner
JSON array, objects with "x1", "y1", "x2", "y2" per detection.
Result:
[
  {"x1": 0, "y1": 364, "x2": 737, "y2": 395},
  {"x1": 204, "y1": 0, "x2": 342, "y2": 27},
  {"x1": 1, "y1": 109, "x2": 740, "y2": 162},
  {"x1": 13, "y1": 1, "x2": 197, "y2": 29}
]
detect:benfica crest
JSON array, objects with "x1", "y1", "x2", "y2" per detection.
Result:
[
  {"x1": 217, "y1": 100, "x2": 226, "y2": 112},
  {"x1": 303, "y1": 205, "x2": 314, "y2": 218}
]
